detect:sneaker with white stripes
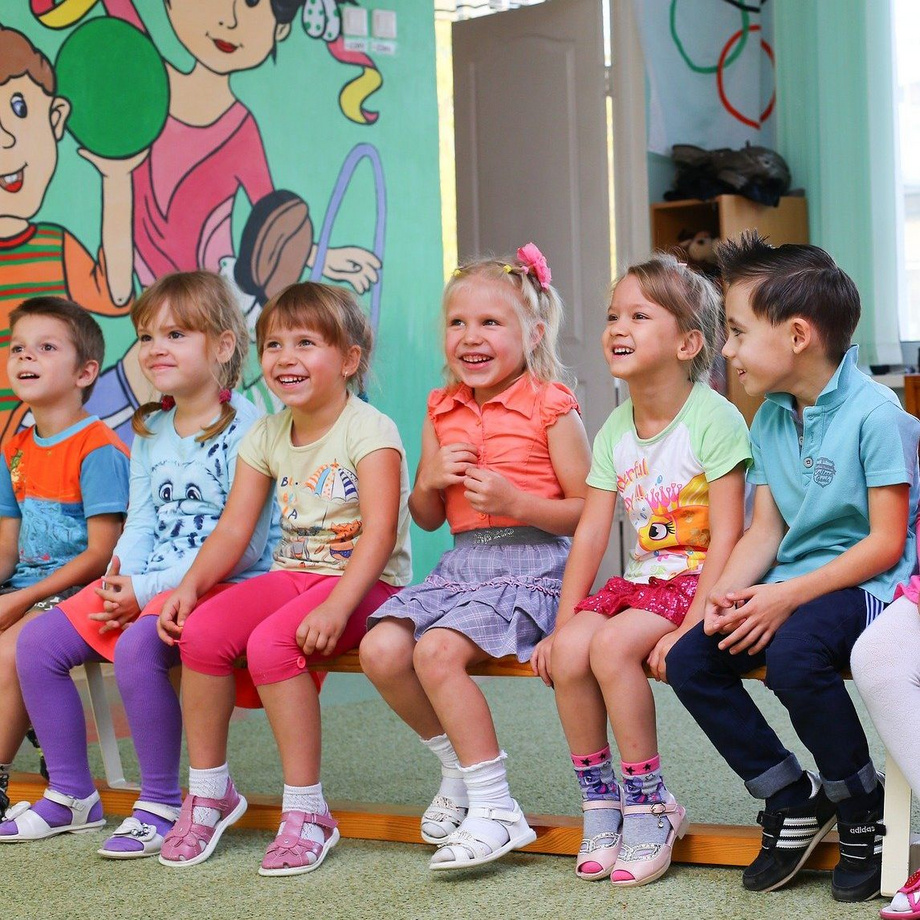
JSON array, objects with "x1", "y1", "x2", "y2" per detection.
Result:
[
  {"x1": 832, "y1": 809, "x2": 884, "y2": 902},
  {"x1": 742, "y1": 771, "x2": 837, "y2": 892}
]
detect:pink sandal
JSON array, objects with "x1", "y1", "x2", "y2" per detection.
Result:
[
  {"x1": 158, "y1": 779, "x2": 247, "y2": 868},
  {"x1": 575, "y1": 798, "x2": 623, "y2": 880},
  {"x1": 610, "y1": 798, "x2": 688, "y2": 887},
  {"x1": 259, "y1": 810, "x2": 340, "y2": 876},
  {"x1": 881, "y1": 869, "x2": 920, "y2": 919}
]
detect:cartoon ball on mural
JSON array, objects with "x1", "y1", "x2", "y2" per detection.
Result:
[
  {"x1": 30, "y1": 0, "x2": 100, "y2": 29},
  {"x1": 55, "y1": 18, "x2": 168, "y2": 158}
]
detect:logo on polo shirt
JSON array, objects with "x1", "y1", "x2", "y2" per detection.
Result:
[{"x1": 813, "y1": 457, "x2": 836, "y2": 487}]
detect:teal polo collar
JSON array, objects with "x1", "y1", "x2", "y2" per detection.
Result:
[{"x1": 763, "y1": 345, "x2": 858, "y2": 415}]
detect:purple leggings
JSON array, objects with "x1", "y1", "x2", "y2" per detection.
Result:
[{"x1": 16, "y1": 609, "x2": 181, "y2": 806}]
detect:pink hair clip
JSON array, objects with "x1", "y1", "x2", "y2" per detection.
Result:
[
  {"x1": 219, "y1": 388, "x2": 232, "y2": 404},
  {"x1": 160, "y1": 395, "x2": 175, "y2": 411},
  {"x1": 516, "y1": 242, "x2": 552, "y2": 290}
]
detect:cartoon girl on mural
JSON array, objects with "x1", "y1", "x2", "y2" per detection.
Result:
[{"x1": 39, "y1": 0, "x2": 385, "y2": 437}]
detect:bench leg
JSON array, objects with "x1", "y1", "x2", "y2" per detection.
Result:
[
  {"x1": 882, "y1": 749, "x2": 913, "y2": 897},
  {"x1": 83, "y1": 662, "x2": 135, "y2": 790}
]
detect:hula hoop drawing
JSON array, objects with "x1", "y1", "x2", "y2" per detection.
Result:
[
  {"x1": 309, "y1": 143, "x2": 387, "y2": 336},
  {"x1": 670, "y1": 0, "x2": 749, "y2": 74},
  {"x1": 717, "y1": 24, "x2": 775, "y2": 128}
]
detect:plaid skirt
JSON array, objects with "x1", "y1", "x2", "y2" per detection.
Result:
[{"x1": 366, "y1": 535, "x2": 570, "y2": 661}]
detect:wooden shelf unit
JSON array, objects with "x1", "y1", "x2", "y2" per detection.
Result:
[{"x1": 650, "y1": 195, "x2": 810, "y2": 425}]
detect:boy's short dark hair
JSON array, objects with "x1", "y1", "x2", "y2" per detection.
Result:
[
  {"x1": 10, "y1": 297, "x2": 105, "y2": 403},
  {"x1": 718, "y1": 231, "x2": 861, "y2": 362}
]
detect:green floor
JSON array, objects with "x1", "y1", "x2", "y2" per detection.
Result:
[{"x1": 6, "y1": 673, "x2": 905, "y2": 920}]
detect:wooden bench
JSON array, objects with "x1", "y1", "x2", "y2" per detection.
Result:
[{"x1": 8, "y1": 652, "x2": 912, "y2": 896}]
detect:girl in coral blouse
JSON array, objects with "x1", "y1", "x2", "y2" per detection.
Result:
[{"x1": 360, "y1": 244, "x2": 591, "y2": 870}]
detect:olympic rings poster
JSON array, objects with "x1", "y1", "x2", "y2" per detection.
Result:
[{"x1": 634, "y1": 0, "x2": 777, "y2": 155}]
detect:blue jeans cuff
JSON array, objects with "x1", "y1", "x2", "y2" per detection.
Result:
[
  {"x1": 820, "y1": 762, "x2": 878, "y2": 802},
  {"x1": 745, "y1": 753, "x2": 803, "y2": 799}
]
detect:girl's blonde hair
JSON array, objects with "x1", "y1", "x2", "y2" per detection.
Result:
[
  {"x1": 255, "y1": 282, "x2": 373, "y2": 394},
  {"x1": 443, "y1": 256, "x2": 569, "y2": 386},
  {"x1": 131, "y1": 271, "x2": 248, "y2": 442},
  {"x1": 615, "y1": 253, "x2": 722, "y2": 382}
]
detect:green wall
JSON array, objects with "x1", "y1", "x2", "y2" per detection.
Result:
[
  {"x1": 770, "y1": 0, "x2": 898, "y2": 363},
  {"x1": 2, "y1": 2, "x2": 450, "y2": 576}
]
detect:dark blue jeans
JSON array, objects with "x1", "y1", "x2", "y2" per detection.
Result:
[{"x1": 667, "y1": 587, "x2": 878, "y2": 802}]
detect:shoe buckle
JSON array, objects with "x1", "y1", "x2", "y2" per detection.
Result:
[{"x1": 651, "y1": 802, "x2": 666, "y2": 829}]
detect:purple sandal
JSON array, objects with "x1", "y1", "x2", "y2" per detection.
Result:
[
  {"x1": 158, "y1": 779, "x2": 247, "y2": 868},
  {"x1": 259, "y1": 810, "x2": 340, "y2": 876}
]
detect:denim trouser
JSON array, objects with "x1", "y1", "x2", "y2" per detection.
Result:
[{"x1": 667, "y1": 587, "x2": 879, "y2": 803}]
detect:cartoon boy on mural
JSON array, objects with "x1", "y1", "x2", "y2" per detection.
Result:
[
  {"x1": 0, "y1": 24, "x2": 142, "y2": 443},
  {"x1": 54, "y1": 0, "x2": 383, "y2": 438}
]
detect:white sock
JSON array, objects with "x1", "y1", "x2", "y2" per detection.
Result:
[
  {"x1": 458, "y1": 752, "x2": 515, "y2": 851},
  {"x1": 282, "y1": 783, "x2": 327, "y2": 852},
  {"x1": 420, "y1": 734, "x2": 468, "y2": 806},
  {"x1": 189, "y1": 763, "x2": 230, "y2": 827}
]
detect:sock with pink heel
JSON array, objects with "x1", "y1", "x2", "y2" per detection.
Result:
[
  {"x1": 611, "y1": 754, "x2": 688, "y2": 887},
  {"x1": 572, "y1": 744, "x2": 622, "y2": 880}
]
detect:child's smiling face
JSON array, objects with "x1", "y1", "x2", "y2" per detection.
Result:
[
  {"x1": 165, "y1": 0, "x2": 292, "y2": 76},
  {"x1": 0, "y1": 76, "x2": 70, "y2": 226}
]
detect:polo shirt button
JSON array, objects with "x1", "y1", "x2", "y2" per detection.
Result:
[
  {"x1": 478, "y1": 512, "x2": 487, "y2": 519},
  {"x1": 296, "y1": 656, "x2": 306, "y2": 669},
  {"x1": 803, "y1": 457, "x2": 813, "y2": 469}
]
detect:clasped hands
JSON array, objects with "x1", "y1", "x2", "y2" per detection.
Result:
[
  {"x1": 424, "y1": 442, "x2": 518, "y2": 517},
  {"x1": 90, "y1": 556, "x2": 141, "y2": 634},
  {"x1": 704, "y1": 581, "x2": 796, "y2": 656}
]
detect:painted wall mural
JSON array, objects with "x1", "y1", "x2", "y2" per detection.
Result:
[{"x1": 1, "y1": 0, "x2": 447, "y2": 571}]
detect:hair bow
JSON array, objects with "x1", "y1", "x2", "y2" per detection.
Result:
[{"x1": 516, "y1": 243, "x2": 552, "y2": 290}]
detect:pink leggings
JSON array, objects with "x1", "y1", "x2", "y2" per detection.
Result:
[{"x1": 179, "y1": 570, "x2": 400, "y2": 686}]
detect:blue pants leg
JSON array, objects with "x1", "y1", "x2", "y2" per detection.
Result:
[{"x1": 668, "y1": 588, "x2": 877, "y2": 801}]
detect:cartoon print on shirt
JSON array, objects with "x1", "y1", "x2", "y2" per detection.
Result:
[
  {"x1": 146, "y1": 451, "x2": 227, "y2": 564},
  {"x1": 637, "y1": 473, "x2": 710, "y2": 570},
  {"x1": 275, "y1": 459, "x2": 362, "y2": 567}
]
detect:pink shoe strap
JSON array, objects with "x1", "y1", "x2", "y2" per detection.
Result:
[
  {"x1": 622, "y1": 800, "x2": 684, "y2": 824},
  {"x1": 269, "y1": 811, "x2": 337, "y2": 853}
]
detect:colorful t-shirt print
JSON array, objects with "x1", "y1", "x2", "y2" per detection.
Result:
[
  {"x1": 587, "y1": 383, "x2": 751, "y2": 582},
  {"x1": 238, "y1": 395, "x2": 412, "y2": 586},
  {"x1": 0, "y1": 416, "x2": 129, "y2": 587}
]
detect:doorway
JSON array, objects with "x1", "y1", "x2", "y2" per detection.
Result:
[{"x1": 438, "y1": 0, "x2": 650, "y2": 576}]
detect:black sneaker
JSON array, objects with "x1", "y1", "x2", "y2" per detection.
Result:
[
  {"x1": 25, "y1": 727, "x2": 48, "y2": 781},
  {"x1": 743, "y1": 771, "x2": 837, "y2": 892},
  {"x1": 832, "y1": 810, "x2": 885, "y2": 901},
  {"x1": 0, "y1": 771, "x2": 9, "y2": 821}
]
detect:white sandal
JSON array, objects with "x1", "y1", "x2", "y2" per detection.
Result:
[
  {"x1": 0, "y1": 789, "x2": 105, "y2": 842},
  {"x1": 429, "y1": 800, "x2": 536, "y2": 870},
  {"x1": 97, "y1": 801, "x2": 180, "y2": 859},
  {"x1": 421, "y1": 795, "x2": 468, "y2": 844}
]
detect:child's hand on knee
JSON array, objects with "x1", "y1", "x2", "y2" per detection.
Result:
[
  {"x1": 0, "y1": 592, "x2": 29, "y2": 632},
  {"x1": 296, "y1": 603, "x2": 347, "y2": 657},
  {"x1": 530, "y1": 633, "x2": 555, "y2": 686},
  {"x1": 158, "y1": 584, "x2": 198, "y2": 645},
  {"x1": 91, "y1": 557, "x2": 141, "y2": 633},
  {"x1": 647, "y1": 631, "x2": 682, "y2": 683}
]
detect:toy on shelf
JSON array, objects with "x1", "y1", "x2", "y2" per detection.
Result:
[{"x1": 676, "y1": 229, "x2": 720, "y2": 280}]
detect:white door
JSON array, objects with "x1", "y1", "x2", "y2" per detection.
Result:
[{"x1": 453, "y1": 0, "x2": 626, "y2": 575}]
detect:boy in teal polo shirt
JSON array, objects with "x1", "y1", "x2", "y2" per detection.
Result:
[{"x1": 668, "y1": 232, "x2": 920, "y2": 903}]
